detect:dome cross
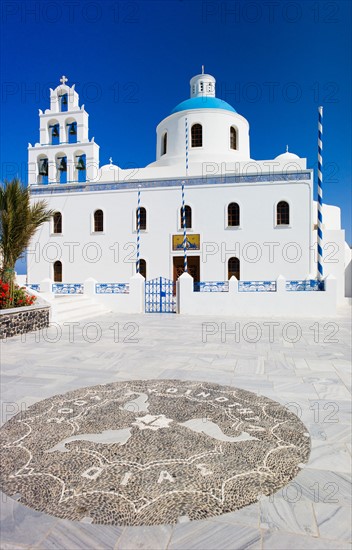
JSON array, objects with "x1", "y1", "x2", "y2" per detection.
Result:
[{"x1": 60, "y1": 75, "x2": 68, "y2": 85}]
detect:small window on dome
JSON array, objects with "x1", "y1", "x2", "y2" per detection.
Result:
[
  {"x1": 191, "y1": 124, "x2": 202, "y2": 148},
  {"x1": 200, "y1": 82, "x2": 204, "y2": 92},
  {"x1": 162, "y1": 132, "x2": 167, "y2": 155},
  {"x1": 230, "y1": 127, "x2": 237, "y2": 150}
]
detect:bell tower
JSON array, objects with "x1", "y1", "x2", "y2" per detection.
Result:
[{"x1": 28, "y1": 76, "x2": 100, "y2": 186}]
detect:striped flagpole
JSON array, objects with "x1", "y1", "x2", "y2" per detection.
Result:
[
  {"x1": 136, "y1": 186, "x2": 141, "y2": 274},
  {"x1": 182, "y1": 181, "x2": 188, "y2": 273},
  {"x1": 185, "y1": 117, "x2": 189, "y2": 176},
  {"x1": 182, "y1": 116, "x2": 189, "y2": 273},
  {"x1": 317, "y1": 106, "x2": 323, "y2": 279}
]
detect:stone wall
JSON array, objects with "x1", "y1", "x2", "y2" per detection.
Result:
[{"x1": 0, "y1": 305, "x2": 50, "y2": 339}]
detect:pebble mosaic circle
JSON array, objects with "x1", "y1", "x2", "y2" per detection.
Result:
[{"x1": 0, "y1": 380, "x2": 310, "y2": 526}]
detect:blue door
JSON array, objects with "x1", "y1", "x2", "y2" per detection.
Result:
[{"x1": 145, "y1": 277, "x2": 176, "y2": 313}]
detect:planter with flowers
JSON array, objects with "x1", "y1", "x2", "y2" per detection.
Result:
[
  {"x1": 0, "y1": 279, "x2": 37, "y2": 310},
  {"x1": 0, "y1": 279, "x2": 50, "y2": 339}
]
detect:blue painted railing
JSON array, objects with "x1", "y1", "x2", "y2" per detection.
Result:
[
  {"x1": 194, "y1": 279, "x2": 324, "y2": 293},
  {"x1": 52, "y1": 283, "x2": 84, "y2": 295},
  {"x1": 25, "y1": 283, "x2": 40, "y2": 292},
  {"x1": 95, "y1": 283, "x2": 130, "y2": 294},
  {"x1": 194, "y1": 281, "x2": 229, "y2": 292},
  {"x1": 286, "y1": 279, "x2": 325, "y2": 291},
  {"x1": 238, "y1": 281, "x2": 277, "y2": 292}
]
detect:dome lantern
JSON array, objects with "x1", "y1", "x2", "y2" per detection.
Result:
[{"x1": 190, "y1": 67, "x2": 216, "y2": 98}]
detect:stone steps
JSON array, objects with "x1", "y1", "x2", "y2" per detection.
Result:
[{"x1": 50, "y1": 295, "x2": 111, "y2": 323}]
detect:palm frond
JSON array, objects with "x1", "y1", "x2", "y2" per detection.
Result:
[{"x1": 0, "y1": 178, "x2": 54, "y2": 280}]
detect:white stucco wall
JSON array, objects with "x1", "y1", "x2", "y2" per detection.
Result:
[
  {"x1": 28, "y1": 176, "x2": 313, "y2": 285},
  {"x1": 178, "y1": 273, "x2": 337, "y2": 317},
  {"x1": 151, "y1": 109, "x2": 250, "y2": 167}
]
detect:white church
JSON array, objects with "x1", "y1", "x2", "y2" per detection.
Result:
[{"x1": 26, "y1": 71, "x2": 350, "y2": 317}]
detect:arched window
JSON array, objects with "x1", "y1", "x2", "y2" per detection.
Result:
[
  {"x1": 53, "y1": 212, "x2": 62, "y2": 234},
  {"x1": 230, "y1": 126, "x2": 237, "y2": 150},
  {"x1": 228, "y1": 202, "x2": 240, "y2": 227},
  {"x1": 60, "y1": 93, "x2": 68, "y2": 112},
  {"x1": 180, "y1": 205, "x2": 192, "y2": 229},
  {"x1": 276, "y1": 201, "x2": 290, "y2": 225},
  {"x1": 67, "y1": 121, "x2": 77, "y2": 144},
  {"x1": 136, "y1": 207, "x2": 147, "y2": 230},
  {"x1": 38, "y1": 157, "x2": 48, "y2": 184},
  {"x1": 94, "y1": 209, "x2": 104, "y2": 232},
  {"x1": 53, "y1": 261, "x2": 62, "y2": 282},
  {"x1": 139, "y1": 259, "x2": 147, "y2": 279},
  {"x1": 75, "y1": 153, "x2": 86, "y2": 183},
  {"x1": 50, "y1": 123, "x2": 60, "y2": 145},
  {"x1": 56, "y1": 156, "x2": 67, "y2": 184},
  {"x1": 162, "y1": 132, "x2": 167, "y2": 155},
  {"x1": 228, "y1": 257, "x2": 240, "y2": 280},
  {"x1": 191, "y1": 124, "x2": 202, "y2": 148}
]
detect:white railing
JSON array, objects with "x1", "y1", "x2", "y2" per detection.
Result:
[
  {"x1": 194, "y1": 281, "x2": 229, "y2": 292},
  {"x1": 95, "y1": 283, "x2": 130, "y2": 294},
  {"x1": 238, "y1": 281, "x2": 277, "y2": 292},
  {"x1": 52, "y1": 283, "x2": 84, "y2": 295},
  {"x1": 286, "y1": 279, "x2": 325, "y2": 291}
]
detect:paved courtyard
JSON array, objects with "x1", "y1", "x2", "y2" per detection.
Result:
[{"x1": 0, "y1": 307, "x2": 351, "y2": 549}]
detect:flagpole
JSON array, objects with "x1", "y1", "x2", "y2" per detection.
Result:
[
  {"x1": 182, "y1": 117, "x2": 189, "y2": 273},
  {"x1": 317, "y1": 106, "x2": 323, "y2": 280},
  {"x1": 182, "y1": 181, "x2": 187, "y2": 273},
  {"x1": 136, "y1": 186, "x2": 141, "y2": 274}
]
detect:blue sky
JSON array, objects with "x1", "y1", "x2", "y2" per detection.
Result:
[{"x1": 1, "y1": 0, "x2": 351, "y2": 274}]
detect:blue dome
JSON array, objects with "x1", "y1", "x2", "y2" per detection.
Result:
[{"x1": 171, "y1": 96, "x2": 236, "y2": 115}]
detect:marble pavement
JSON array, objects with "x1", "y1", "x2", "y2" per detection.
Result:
[{"x1": 0, "y1": 306, "x2": 351, "y2": 549}]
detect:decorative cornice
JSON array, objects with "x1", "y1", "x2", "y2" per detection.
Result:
[{"x1": 30, "y1": 172, "x2": 312, "y2": 196}]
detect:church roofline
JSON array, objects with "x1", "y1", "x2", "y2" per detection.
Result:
[{"x1": 30, "y1": 170, "x2": 313, "y2": 196}]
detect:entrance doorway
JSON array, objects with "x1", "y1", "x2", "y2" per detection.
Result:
[{"x1": 173, "y1": 256, "x2": 200, "y2": 285}]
